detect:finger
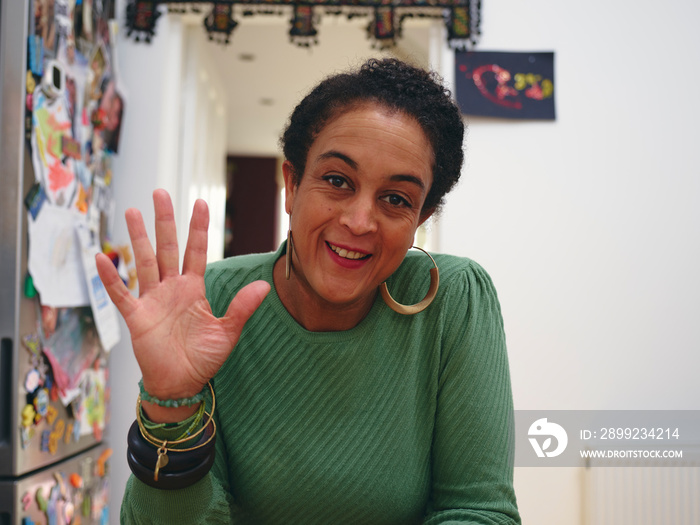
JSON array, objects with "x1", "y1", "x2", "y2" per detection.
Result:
[
  {"x1": 153, "y1": 189, "x2": 180, "y2": 279},
  {"x1": 221, "y1": 280, "x2": 271, "y2": 335},
  {"x1": 125, "y1": 207, "x2": 160, "y2": 294},
  {"x1": 95, "y1": 253, "x2": 138, "y2": 318},
  {"x1": 182, "y1": 199, "x2": 209, "y2": 276}
]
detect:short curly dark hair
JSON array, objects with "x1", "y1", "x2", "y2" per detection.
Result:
[{"x1": 280, "y1": 58, "x2": 464, "y2": 214}]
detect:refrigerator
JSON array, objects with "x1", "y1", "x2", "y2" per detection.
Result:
[{"x1": 1, "y1": 0, "x2": 124, "y2": 523}]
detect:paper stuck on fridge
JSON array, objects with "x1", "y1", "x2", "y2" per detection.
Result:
[
  {"x1": 28, "y1": 204, "x2": 90, "y2": 307},
  {"x1": 77, "y1": 224, "x2": 121, "y2": 352}
]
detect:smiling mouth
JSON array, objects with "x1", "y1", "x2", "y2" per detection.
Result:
[{"x1": 327, "y1": 242, "x2": 372, "y2": 260}]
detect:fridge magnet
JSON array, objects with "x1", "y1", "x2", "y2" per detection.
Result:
[
  {"x1": 86, "y1": 44, "x2": 107, "y2": 105},
  {"x1": 69, "y1": 472, "x2": 83, "y2": 488},
  {"x1": 55, "y1": 0, "x2": 73, "y2": 44},
  {"x1": 80, "y1": 455, "x2": 94, "y2": 486},
  {"x1": 22, "y1": 333, "x2": 42, "y2": 357},
  {"x1": 46, "y1": 405, "x2": 58, "y2": 425},
  {"x1": 455, "y1": 51, "x2": 556, "y2": 120},
  {"x1": 25, "y1": 369, "x2": 42, "y2": 394},
  {"x1": 26, "y1": 71, "x2": 37, "y2": 96},
  {"x1": 75, "y1": 182, "x2": 90, "y2": 214},
  {"x1": 47, "y1": 483, "x2": 61, "y2": 522},
  {"x1": 24, "y1": 274, "x2": 38, "y2": 298},
  {"x1": 40, "y1": 430, "x2": 51, "y2": 452},
  {"x1": 65, "y1": 422, "x2": 74, "y2": 444},
  {"x1": 54, "y1": 471, "x2": 67, "y2": 497},
  {"x1": 20, "y1": 426, "x2": 33, "y2": 449},
  {"x1": 34, "y1": 0, "x2": 57, "y2": 56},
  {"x1": 64, "y1": 501, "x2": 75, "y2": 524},
  {"x1": 82, "y1": 493, "x2": 91, "y2": 519},
  {"x1": 74, "y1": 0, "x2": 96, "y2": 51},
  {"x1": 72, "y1": 417, "x2": 82, "y2": 442},
  {"x1": 41, "y1": 60, "x2": 66, "y2": 100},
  {"x1": 48, "y1": 432, "x2": 59, "y2": 454},
  {"x1": 28, "y1": 36, "x2": 44, "y2": 76},
  {"x1": 58, "y1": 37, "x2": 89, "y2": 140},
  {"x1": 24, "y1": 182, "x2": 48, "y2": 220},
  {"x1": 43, "y1": 366, "x2": 54, "y2": 391},
  {"x1": 35, "y1": 358, "x2": 51, "y2": 389},
  {"x1": 50, "y1": 381, "x2": 60, "y2": 401},
  {"x1": 53, "y1": 419, "x2": 66, "y2": 443},
  {"x1": 96, "y1": 448, "x2": 112, "y2": 477},
  {"x1": 80, "y1": 369, "x2": 106, "y2": 437},
  {"x1": 34, "y1": 388, "x2": 50, "y2": 420},
  {"x1": 61, "y1": 134, "x2": 82, "y2": 160},
  {"x1": 22, "y1": 491, "x2": 33, "y2": 511},
  {"x1": 21, "y1": 405, "x2": 36, "y2": 427},
  {"x1": 98, "y1": 78, "x2": 124, "y2": 153}
]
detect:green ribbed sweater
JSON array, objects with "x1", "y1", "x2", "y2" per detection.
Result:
[{"x1": 121, "y1": 244, "x2": 521, "y2": 524}]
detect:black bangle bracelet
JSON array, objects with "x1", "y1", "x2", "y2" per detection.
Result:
[
  {"x1": 127, "y1": 419, "x2": 215, "y2": 472},
  {"x1": 127, "y1": 442, "x2": 216, "y2": 490}
]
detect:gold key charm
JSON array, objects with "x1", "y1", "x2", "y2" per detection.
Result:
[{"x1": 154, "y1": 446, "x2": 169, "y2": 481}]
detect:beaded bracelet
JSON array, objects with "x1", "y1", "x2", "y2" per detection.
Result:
[
  {"x1": 138, "y1": 379, "x2": 206, "y2": 407},
  {"x1": 135, "y1": 382, "x2": 216, "y2": 482}
]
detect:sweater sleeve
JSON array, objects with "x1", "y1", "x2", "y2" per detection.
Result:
[{"x1": 423, "y1": 261, "x2": 521, "y2": 525}]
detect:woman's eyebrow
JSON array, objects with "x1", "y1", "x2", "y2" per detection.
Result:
[
  {"x1": 390, "y1": 174, "x2": 426, "y2": 192},
  {"x1": 317, "y1": 150, "x2": 358, "y2": 170}
]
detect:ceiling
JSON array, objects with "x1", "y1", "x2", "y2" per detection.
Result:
[{"x1": 202, "y1": 15, "x2": 438, "y2": 156}]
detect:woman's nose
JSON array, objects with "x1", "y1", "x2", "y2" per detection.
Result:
[{"x1": 339, "y1": 198, "x2": 378, "y2": 235}]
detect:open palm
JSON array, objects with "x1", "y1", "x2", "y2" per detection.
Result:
[{"x1": 96, "y1": 190, "x2": 269, "y2": 416}]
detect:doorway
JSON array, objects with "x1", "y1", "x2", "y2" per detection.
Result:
[{"x1": 225, "y1": 155, "x2": 279, "y2": 257}]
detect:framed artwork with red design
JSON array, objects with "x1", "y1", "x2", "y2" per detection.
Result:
[{"x1": 455, "y1": 51, "x2": 556, "y2": 120}]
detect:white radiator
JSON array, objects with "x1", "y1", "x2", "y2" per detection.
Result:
[{"x1": 582, "y1": 457, "x2": 700, "y2": 525}]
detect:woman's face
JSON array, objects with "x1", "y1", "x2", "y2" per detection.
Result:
[{"x1": 284, "y1": 103, "x2": 434, "y2": 310}]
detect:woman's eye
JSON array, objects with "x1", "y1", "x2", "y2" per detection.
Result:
[
  {"x1": 382, "y1": 194, "x2": 411, "y2": 208},
  {"x1": 323, "y1": 175, "x2": 348, "y2": 189}
]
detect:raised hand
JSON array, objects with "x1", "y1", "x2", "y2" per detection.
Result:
[{"x1": 96, "y1": 190, "x2": 270, "y2": 421}]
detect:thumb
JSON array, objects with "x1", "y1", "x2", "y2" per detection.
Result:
[{"x1": 222, "y1": 280, "x2": 271, "y2": 335}]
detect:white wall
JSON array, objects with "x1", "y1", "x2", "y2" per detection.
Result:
[
  {"x1": 441, "y1": 0, "x2": 700, "y2": 412},
  {"x1": 108, "y1": 7, "x2": 228, "y2": 522},
  {"x1": 434, "y1": 1, "x2": 700, "y2": 523}
]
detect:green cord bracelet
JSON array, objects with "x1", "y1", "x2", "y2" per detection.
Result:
[{"x1": 138, "y1": 379, "x2": 207, "y2": 407}]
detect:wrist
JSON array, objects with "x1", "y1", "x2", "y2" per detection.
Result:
[{"x1": 140, "y1": 378, "x2": 205, "y2": 403}]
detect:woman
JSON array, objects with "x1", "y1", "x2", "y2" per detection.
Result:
[{"x1": 97, "y1": 58, "x2": 521, "y2": 524}]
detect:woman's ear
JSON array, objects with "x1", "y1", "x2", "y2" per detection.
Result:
[{"x1": 282, "y1": 161, "x2": 297, "y2": 215}]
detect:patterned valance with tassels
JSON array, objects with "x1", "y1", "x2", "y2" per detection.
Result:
[{"x1": 126, "y1": 0, "x2": 481, "y2": 49}]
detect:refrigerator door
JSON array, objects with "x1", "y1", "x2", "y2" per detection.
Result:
[
  {"x1": 0, "y1": 0, "x2": 109, "y2": 478},
  {"x1": 0, "y1": 443, "x2": 112, "y2": 525},
  {"x1": 0, "y1": 0, "x2": 32, "y2": 480}
]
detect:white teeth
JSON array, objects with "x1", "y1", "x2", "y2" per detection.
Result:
[{"x1": 329, "y1": 243, "x2": 367, "y2": 260}]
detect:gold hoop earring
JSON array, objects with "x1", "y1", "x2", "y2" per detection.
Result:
[
  {"x1": 285, "y1": 229, "x2": 294, "y2": 280},
  {"x1": 380, "y1": 246, "x2": 439, "y2": 315}
]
